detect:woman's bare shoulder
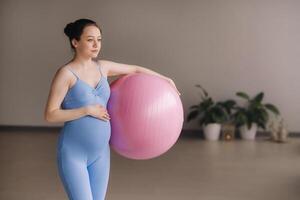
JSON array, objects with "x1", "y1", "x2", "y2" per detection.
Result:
[
  {"x1": 97, "y1": 59, "x2": 110, "y2": 67},
  {"x1": 56, "y1": 64, "x2": 73, "y2": 77},
  {"x1": 97, "y1": 59, "x2": 113, "y2": 76},
  {"x1": 51, "y1": 64, "x2": 74, "y2": 86}
]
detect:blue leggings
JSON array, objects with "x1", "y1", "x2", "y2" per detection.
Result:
[{"x1": 57, "y1": 118, "x2": 111, "y2": 200}]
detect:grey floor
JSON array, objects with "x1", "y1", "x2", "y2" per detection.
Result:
[{"x1": 0, "y1": 128, "x2": 300, "y2": 200}]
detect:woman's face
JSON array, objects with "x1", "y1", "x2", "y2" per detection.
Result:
[{"x1": 72, "y1": 25, "x2": 102, "y2": 58}]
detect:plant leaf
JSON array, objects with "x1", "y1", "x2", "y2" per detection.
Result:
[
  {"x1": 189, "y1": 105, "x2": 198, "y2": 109},
  {"x1": 236, "y1": 92, "x2": 250, "y2": 100},
  {"x1": 234, "y1": 109, "x2": 248, "y2": 127},
  {"x1": 187, "y1": 110, "x2": 199, "y2": 122},
  {"x1": 253, "y1": 92, "x2": 264, "y2": 103},
  {"x1": 265, "y1": 103, "x2": 280, "y2": 115},
  {"x1": 217, "y1": 100, "x2": 236, "y2": 115},
  {"x1": 195, "y1": 84, "x2": 208, "y2": 97}
]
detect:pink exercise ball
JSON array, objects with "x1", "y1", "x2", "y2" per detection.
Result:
[{"x1": 107, "y1": 73, "x2": 184, "y2": 160}]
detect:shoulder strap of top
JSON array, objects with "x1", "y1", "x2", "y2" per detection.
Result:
[
  {"x1": 97, "y1": 62, "x2": 104, "y2": 77},
  {"x1": 66, "y1": 66, "x2": 79, "y2": 79}
]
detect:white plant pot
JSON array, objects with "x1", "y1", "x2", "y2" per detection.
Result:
[
  {"x1": 239, "y1": 123, "x2": 258, "y2": 140},
  {"x1": 203, "y1": 123, "x2": 221, "y2": 141}
]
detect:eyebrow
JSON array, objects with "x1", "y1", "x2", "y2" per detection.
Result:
[{"x1": 87, "y1": 36, "x2": 102, "y2": 38}]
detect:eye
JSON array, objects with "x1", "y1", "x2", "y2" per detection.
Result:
[{"x1": 98, "y1": 39, "x2": 102, "y2": 41}]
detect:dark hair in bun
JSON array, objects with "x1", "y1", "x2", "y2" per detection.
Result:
[{"x1": 64, "y1": 18, "x2": 102, "y2": 50}]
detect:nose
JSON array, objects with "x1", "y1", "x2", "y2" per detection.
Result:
[{"x1": 94, "y1": 41, "x2": 101, "y2": 47}]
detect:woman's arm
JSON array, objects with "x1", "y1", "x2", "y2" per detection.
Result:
[
  {"x1": 44, "y1": 67, "x2": 88, "y2": 123},
  {"x1": 135, "y1": 66, "x2": 181, "y2": 96},
  {"x1": 99, "y1": 60, "x2": 181, "y2": 95}
]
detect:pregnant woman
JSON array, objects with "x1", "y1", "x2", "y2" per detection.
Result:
[{"x1": 44, "y1": 18, "x2": 180, "y2": 200}]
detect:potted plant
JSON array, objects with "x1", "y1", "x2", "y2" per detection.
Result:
[
  {"x1": 233, "y1": 91, "x2": 280, "y2": 140},
  {"x1": 187, "y1": 84, "x2": 230, "y2": 141}
]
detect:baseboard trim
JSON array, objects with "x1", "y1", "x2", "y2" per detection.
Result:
[
  {"x1": 180, "y1": 129, "x2": 300, "y2": 139},
  {"x1": 0, "y1": 125, "x2": 299, "y2": 138}
]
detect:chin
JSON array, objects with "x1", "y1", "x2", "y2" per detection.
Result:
[{"x1": 90, "y1": 53, "x2": 98, "y2": 58}]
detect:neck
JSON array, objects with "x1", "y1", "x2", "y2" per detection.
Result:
[{"x1": 72, "y1": 54, "x2": 95, "y2": 69}]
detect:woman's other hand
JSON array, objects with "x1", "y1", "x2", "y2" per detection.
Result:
[{"x1": 85, "y1": 104, "x2": 110, "y2": 121}]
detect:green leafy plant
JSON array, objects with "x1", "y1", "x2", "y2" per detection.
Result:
[
  {"x1": 216, "y1": 99, "x2": 237, "y2": 123},
  {"x1": 187, "y1": 85, "x2": 236, "y2": 126},
  {"x1": 233, "y1": 91, "x2": 280, "y2": 129}
]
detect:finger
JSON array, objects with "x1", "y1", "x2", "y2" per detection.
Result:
[
  {"x1": 101, "y1": 116, "x2": 109, "y2": 121},
  {"x1": 100, "y1": 117, "x2": 106, "y2": 121},
  {"x1": 104, "y1": 113, "x2": 110, "y2": 119}
]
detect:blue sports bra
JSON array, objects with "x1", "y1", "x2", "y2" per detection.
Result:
[{"x1": 61, "y1": 63, "x2": 111, "y2": 110}]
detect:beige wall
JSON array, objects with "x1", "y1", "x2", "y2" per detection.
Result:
[{"x1": 0, "y1": 0, "x2": 299, "y2": 131}]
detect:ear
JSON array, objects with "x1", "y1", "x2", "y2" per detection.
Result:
[{"x1": 71, "y1": 38, "x2": 78, "y2": 48}]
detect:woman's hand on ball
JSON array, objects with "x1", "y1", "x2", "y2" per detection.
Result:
[
  {"x1": 167, "y1": 78, "x2": 181, "y2": 96},
  {"x1": 85, "y1": 104, "x2": 110, "y2": 121}
]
